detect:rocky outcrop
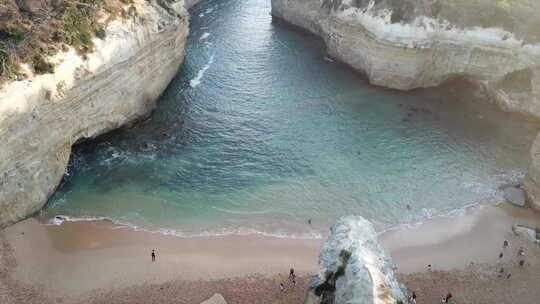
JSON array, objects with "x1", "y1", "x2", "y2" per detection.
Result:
[
  {"x1": 502, "y1": 185, "x2": 527, "y2": 207},
  {"x1": 0, "y1": 0, "x2": 201, "y2": 228},
  {"x1": 512, "y1": 224, "x2": 539, "y2": 243},
  {"x1": 200, "y1": 294, "x2": 228, "y2": 304},
  {"x1": 305, "y1": 216, "x2": 406, "y2": 304},
  {"x1": 271, "y1": 0, "x2": 540, "y2": 119}
]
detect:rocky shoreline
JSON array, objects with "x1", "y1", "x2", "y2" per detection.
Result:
[{"x1": 0, "y1": 0, "x2": 202, "y2": 228}]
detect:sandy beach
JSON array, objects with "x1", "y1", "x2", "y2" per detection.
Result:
[{"x1": 2, "y1": 203, "x2": 540, "y2": 304}]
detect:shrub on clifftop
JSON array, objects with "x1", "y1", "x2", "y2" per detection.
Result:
[{"x1": 0, "y1": 0, "x2": 134, "y2": 83}]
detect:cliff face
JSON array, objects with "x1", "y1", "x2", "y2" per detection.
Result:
[
  {"x1": 0, "y1": 0, "x2": 199, "y2": 228},
  {"x1": 305, "y1": 216, "x2": 406, "y2": 304},
  {"x1": 272, "y1": 0, "x2": 540, "y2": 210},
  {"x1": 271, "y1": 0, "x2": 540, "y2": 119}
]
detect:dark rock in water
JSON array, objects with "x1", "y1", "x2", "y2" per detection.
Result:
[{"x1": 503, "y1": 186, "x2": 527, "y2": 207}]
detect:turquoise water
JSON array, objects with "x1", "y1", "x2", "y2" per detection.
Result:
[{"x1": 44, "y1": 0, "x2": 538, "y2": 237}]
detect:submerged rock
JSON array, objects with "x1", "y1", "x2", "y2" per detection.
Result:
[
  {"x1": 306, "y1": 216, "x2": 406, "y2": 304},
  {"x1": 200, "y1": 293, "x2": 227, "y2": 304},
  {"x1": 503, "y1": 186, "x2": 527, "y2": 207}
]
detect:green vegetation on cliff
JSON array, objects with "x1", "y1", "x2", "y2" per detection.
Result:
[{"x1": 0, "y1": 0, "x2": 136, "y2": 82}]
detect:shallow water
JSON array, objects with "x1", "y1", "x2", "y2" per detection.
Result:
[{"x1": 44, "y1": 0, "x2": 538, "y2": 238}]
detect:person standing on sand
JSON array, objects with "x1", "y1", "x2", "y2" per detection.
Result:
[
  {"x1": 292, "y1": 273, "x2": 297, "y2": 286},
  {"x1": 503, "y1": 240, "x2": 508, "y2": 248},
  {"x1": 280, "y1": 283, "x2": 286, "y2": 293},
  {"x1": 289, "y1": 268, "x2": 295, "y2": 280},
  {"x1": 410, "y1": 291, "x2": 417, "y2": 304},
  {"x1": 441, "y1": 292, "x2": 452, "y2": 303},
  {"x1": 151, "y1": 249, "x2": 156, "y2": 262}
]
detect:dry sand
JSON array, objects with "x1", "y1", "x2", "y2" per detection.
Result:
[{"x1": 1, "y1": 203, "x2": 540, "y2": 304}]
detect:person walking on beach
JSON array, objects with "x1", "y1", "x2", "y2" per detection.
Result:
[
  {"x1": 291, "y1": 273, "x2": 297, "y2": 286},
  {"x1": 151, "y1": 249, "x2": 156, "y2": 262},
  {"x1": 442, "y1": 292, "x2": 452, "y2": 303},
  {"x1": 279, "y1": 283, "x2": 286, "y2": 293},
  {"x1": 289, "y1": 268, "x2": 295, "y2": 280},
  {"x1": 503, "y1": 240, "x2": 508, "y2": 249},
  {"x1": 410, "y1": 291, "x2": 417, "y2": 304}
]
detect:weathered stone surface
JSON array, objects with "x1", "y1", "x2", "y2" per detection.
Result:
[
  {"x1": 15, "y1": 0, "x2": 46, "y2": 15},
  {"x1": 0, "y1": 0, "x2": 204, "y2": 228},
  {"x1": 512, "y1": 224, "x2": 539, "y2": 243},
  {"x1": 306, "y1": 216, "x2": 406, "y2": 304},
  {"x1": 502, "y1": 186, "x2": 527, "y2": 207},
  {"x1": 200, "y1": 293, "x2": 227, "y2": 304}
]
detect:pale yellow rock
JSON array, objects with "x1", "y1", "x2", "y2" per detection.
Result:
[
  {"x1": 0, "y1": 0, "x2": 202, "y2": 228},
  {"x1": 200, "y1": 293, "x2": 227, "y2": 304}
]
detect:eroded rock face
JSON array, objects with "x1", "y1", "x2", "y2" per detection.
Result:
[
  {"x1": 0, "y1": 0, "x2": 201, "y2": 228},
  {"x1": 271, "y1": 0, "x2": 540, "y2": 118},
  {"x1": 306, "y1": 216, "x2": 406, "y2": 304}
]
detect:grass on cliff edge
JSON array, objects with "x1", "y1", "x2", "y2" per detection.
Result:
[{"x1": 0, "y1": 0, "x2": 137, "y2": 83}]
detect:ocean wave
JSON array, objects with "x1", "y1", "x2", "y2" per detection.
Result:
[
  {"x1": 372, "y1": 169, "x2": 524, "y2": 235},
  {"x1": 46, "y1": 215, "x2": 323, "y2": 240},
  {"x1": 211, "y1": 206, "x2": 273, "y2": 215},
  {"x1": 190, "y1": 55, "x2": 215, "y2": 88},
  {"x1": 199, "y1": 32, "x2": 211, "y2": 41}
]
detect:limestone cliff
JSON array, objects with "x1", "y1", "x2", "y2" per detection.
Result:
[
  {"x1": 0, "y1": 0, "x2": 199, "y2": 228},
  {"x1": 305, "y1": 216, "x2": 406, "y2": 304},
  {"x1": 271, "y1": 0, "x2": 540, "y2": 119}
]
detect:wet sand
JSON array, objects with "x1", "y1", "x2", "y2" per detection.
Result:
[{"x1": 1, "y1": 203, "x2": 540, "y2": 303}]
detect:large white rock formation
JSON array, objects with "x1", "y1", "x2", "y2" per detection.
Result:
[{"x1": 306, "y1": 216, "x2": 406, "y2": 304}]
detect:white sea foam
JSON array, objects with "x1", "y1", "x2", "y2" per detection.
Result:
[
  {"x1": 46, "y1": 214, "x2": 323, "y2": 239},
  {"x1": 190, "y1": 55, "x2": 214, "y2": 88},
  {"x1": 47, "y1": 167, "x2": 524, "y2": 240},
  {"x1": 48, "y1": 215, "x2": 110, "y2": 226},
  {"x1": 199, "y1": 32, "x2": 211, "y2": 41},
  {"x1": 335, "y1": 0, "x2": 540, "y2": 58}
]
